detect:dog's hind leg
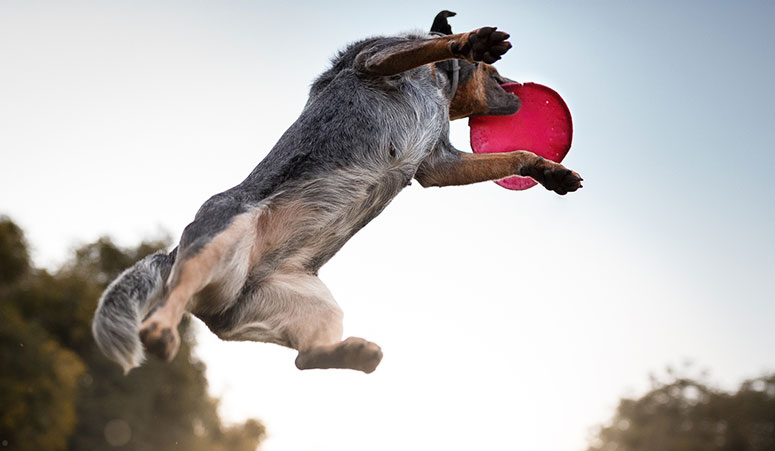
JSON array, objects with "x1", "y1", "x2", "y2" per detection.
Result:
[
  {"x1": 206, "y1": 271, "x2": 383, "y2": 374},
  {"x1": 139, "y1": 212, "x2": 257, "y2": 362},
  {"x1": 295, "y1": 336, "x2": 383, "y2": 374}
]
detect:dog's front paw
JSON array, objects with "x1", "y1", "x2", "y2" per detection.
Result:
[
  {"x1": 452, "y1": 27, "x2": 512, "y2": 64},
  {"x1": 520, "y1": 158, "x2": 583, "y2": 195}
]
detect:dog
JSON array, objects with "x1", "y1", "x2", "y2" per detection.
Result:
[{"x1": 92, "y1": 11, "x2": 582, "y2": 374}]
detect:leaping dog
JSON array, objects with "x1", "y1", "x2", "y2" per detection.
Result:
[{"x1": 93, "y1": 11, "x2": 582, "y2": 374}]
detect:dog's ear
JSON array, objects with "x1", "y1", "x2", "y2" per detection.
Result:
[{"x1": 430, "y1": 10, "x2": 456, "y2": 35}]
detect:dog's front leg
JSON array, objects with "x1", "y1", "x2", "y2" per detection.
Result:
[
  {"x1": 357, "y1": 27, "x2": 511, "y2": 76},
  {"x1": 415, "y1": 149, "x2": 583, "y2": 195}
]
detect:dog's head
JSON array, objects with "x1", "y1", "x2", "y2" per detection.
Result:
[{"x1": 431, "y1": 11, "x2": 521, "y2": 120}]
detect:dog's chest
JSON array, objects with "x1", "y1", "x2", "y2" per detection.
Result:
[{"x1": 383, "y1": 78, "x2": 447, "y2": 165}]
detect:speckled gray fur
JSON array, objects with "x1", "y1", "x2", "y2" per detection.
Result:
[
  {"x1": 93, "y1": 31, "x2": 463, "y2": 371},
  {"x1": 92, "y1": 250, "x2": 175, "y2": 372},
  {"x1": 180, "y1": 33, "x2": 453, "y2": 261}
]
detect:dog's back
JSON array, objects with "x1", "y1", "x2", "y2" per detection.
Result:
[{"x1": 182, "y1": 33, "x2": 450, "y2": 274}]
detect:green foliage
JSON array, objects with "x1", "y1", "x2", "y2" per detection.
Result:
[
  {"x1": 0, "y1": 216, "x2": 29, "y2": 288},
  {"x1": 588, "y1": 369, "x2": 775, "y2": 451},
  {"x1": 0, "y1": 217, "x2": 265, "y2": 451},
  {"x1": 0, "y1": 304, "x2": 84, "y2": 451}
]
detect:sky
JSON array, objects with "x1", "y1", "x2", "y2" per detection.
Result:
[{"x1": 1, "y1": 1, "x2": 774, "y2": 450}]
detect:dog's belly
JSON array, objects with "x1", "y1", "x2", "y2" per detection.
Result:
[
  {"x1": 248, "y1": 97, "x2": 443, "y2": 279},
  {"x1": 189, "y1": 161, "x2": 414, "y2": 321},
  {"x1": 257, "y1": 160, "x2": 418, "y2": 274}
]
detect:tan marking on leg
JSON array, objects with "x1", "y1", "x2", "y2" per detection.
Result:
[
  {"x1": 417, "y1": 150, "x2": 540, "y2": 187},
  {"x1": 358, "y1": 36, "x2": 460, "y2": 76},
  {"x1": 358, "y1": 28, "x2": 507, "y2": 77},
  {"x1": 169, "y1": 212, "x2": 260, "y2": 314},
  {"x1": 417, "y1": 149, "x2": 583, "y2": 193},
  {"x1": 140, "y1": 211, "x2": 260, "y2": 361}
]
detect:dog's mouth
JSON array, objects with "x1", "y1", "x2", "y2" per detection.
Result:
[
  {"x1": 500, "y1": 82, "x2": 522, "y2": 113},
  {"x1": 478, "y1": 81, "x2": 521, "y2": 117}
]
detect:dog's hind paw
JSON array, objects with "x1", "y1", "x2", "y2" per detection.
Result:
[
  {"x1": 139, "y1": 319, "x2": 181, "y2": 362},
  {"x1": 452, "y1": 27, "x2": 512, "y2": 64},
  {"x1": 295, "y1": 337, "x2": 383, "y2": 374},
  {"x1": 337, "y1": 337, "x2": 383, "y2": 374},
  {"x1": 520, "y1": 158, "x2": 583, "y2": 195}
]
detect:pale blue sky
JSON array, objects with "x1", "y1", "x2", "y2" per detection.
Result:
[{"x1": 1, "y1": 1, "x2": 773, "y2": 450}]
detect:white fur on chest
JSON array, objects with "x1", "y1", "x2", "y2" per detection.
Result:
[{"x1": 383, "y1": 73, "x2": 448, "y2": 166}]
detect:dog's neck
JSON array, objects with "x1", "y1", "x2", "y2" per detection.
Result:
[{"x1": 429, "y1": 32, "x2": 460, "y2": 99}]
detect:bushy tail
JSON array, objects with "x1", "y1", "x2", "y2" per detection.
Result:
[{"x1": 92, "y1": 250, "x2": 176, "y2": 373}]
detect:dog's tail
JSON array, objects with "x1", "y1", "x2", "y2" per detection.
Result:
[{"x1": 92, "y1": 249, "x2": 176, "y2": 374}]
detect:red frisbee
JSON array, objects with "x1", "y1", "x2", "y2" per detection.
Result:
[{"x1": 469, "y1": 82, "x2": 573, "y2": 190}]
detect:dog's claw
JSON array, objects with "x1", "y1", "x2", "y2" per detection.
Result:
[
  {"x1": 522, "y1": 159, "x2": 583, "y2": 195},
  {"x1": 477, "y1": 26, "x2": 496, "y2": 37}
]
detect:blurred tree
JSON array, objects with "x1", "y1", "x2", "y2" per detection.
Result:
[
  {"x1": 0, "y1": 303, "x2": 84, "y2": 451},
  {"x1": 0, "y1": 217, "x2": 265, "y2": 451},
  {"x1": 0, "y1": 217, "x2": 29, "y2": 288},
  {"x1": 588, "y1": 369, "x2": 775, "y2": 451}
]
